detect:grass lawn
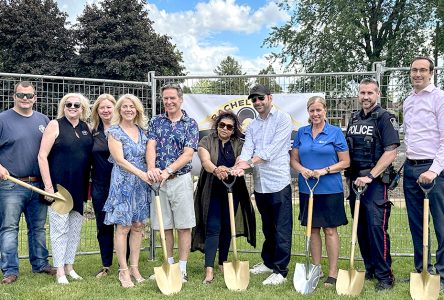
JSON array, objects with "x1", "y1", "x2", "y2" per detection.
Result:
[{"x1": 0, "y1": 250, "x2": 429, "y2": 300}]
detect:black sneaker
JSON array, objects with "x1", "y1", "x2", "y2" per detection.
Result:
[{"x1": 375, "y1": 280, "x2": 394, "y2": 291}]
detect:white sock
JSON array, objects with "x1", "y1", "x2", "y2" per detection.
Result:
[
  {"x1": 167, "y1": 257, "x2": 174, "y2": 265},
  {"x1": 179, "y1": 260, "x2": 187, "y2": 273}
]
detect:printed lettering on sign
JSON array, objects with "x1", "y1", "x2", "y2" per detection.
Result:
[{"x1": 347, "y1": 125, "x2": 374, "y2": 135}]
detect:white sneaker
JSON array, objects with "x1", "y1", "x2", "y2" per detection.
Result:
[
  {"x1": 68, "y1": 270, "x2": 83, "y2": 280},
  {"x1": 250, "y1": 262, "x2": 273, "y2": 274},
  {"x1": 149, "y1": 274, "x2": 156, "y2": 280},
  {"x1": 181, "y1": 271, "x2": 188, "y2": 283},
  {"x1": 57, "y1": 275, "x2": 69, "y2": 285},
  {"x1": 262, "y1": 273, "x2": 286, "y2": 285}
]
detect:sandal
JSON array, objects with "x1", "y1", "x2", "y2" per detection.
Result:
[
  {"x1": 130, "y1": 265, "x2": 145, "y2": 283},
  {"x1": 202, "y1": 277, "x2": 214, "y2": 284},
  {"x1": 96, "y1": 267, "x2": 110, "y2": 278},
  {"x1": 118, "y1": 268, "x2": 135, "y2": 288},
  {"x1": 324, "y1": 276, "x2": 337, "y2": 287}
]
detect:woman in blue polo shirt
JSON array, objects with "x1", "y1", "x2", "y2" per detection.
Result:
[{"x1": 291, "y1": 96, "x2": 350, "y2": 287}]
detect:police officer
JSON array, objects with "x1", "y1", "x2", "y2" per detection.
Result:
[{"x1": 345, "y1": 78, "x2": 400, "y2": 291}]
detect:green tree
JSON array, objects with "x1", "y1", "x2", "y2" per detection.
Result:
[
  {"x1": 0, "y1": 0, "x2": 75, "y2": 75},
  {"x1": 213, "y1": 56, "x2": 250, "y2": 95},
  {"x1": 265, "y1": 0, "x2": 435, "y2": 72},
  {"x1": 74, "y1": 0, "x2": 185, "y2": 81},
  {"x1": 255, "y1": 65, "x2": 283, "y2": 93}
]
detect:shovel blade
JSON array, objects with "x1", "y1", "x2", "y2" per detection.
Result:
[
  {"x1": 223, "y1": 260, "x2": 250, "y2": 291},
  {"x1": 336, "y1": 268, "x2": 365, "y2": 296},
  {"x1": 154, "y1": 262, "x2": 182, "y2": 295},
  {"x1": 293, "y1": 263, "x2": 321, "y2": 294},
  {"x1": 410, "y1": 272, "x2": 440, "y2": 300}
]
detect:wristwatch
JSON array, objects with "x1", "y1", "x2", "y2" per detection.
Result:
[
  {"x1": 325, "y1": 166, "x2": 331, "y2": 174},
  {"x1": 166, "y1": 167, "x2": 174, "y2": 175},
  {"x1": 367, "y1": 173, "x2": 375, "y2": 180},
  {"x1": 247, "y1": 159, "x2": 255, "y2": 168}
]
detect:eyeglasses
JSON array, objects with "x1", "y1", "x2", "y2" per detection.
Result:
[
  {"x1": 15, "y1": 93, "x2": 35, "y2": 99},
  {"x1": 218, "y1": 122, "x2": 234, "y2": 131},
  {"x1": 250, "y1": 95, "x2": 266, "y2": 103},
  {"x1": 65, "y1": 102, "x2": 81, "y2": 109},
  {"x1": 410, "y1": 68, "x2": 430, "y2": 74}
]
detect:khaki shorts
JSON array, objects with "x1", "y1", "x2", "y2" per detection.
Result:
[{"x1": 150, "y1": 172, "x2": 196, "y2": 230}]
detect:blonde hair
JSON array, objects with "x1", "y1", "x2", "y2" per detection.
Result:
[
  {"x1": 306, "y1": 96, "x2": 327, "y2": 124},
  {"x1": 112, "y1": 94, "x2": 147, "y2": 129},
  {"x1": 57, "y1": 93, "x2": 91, "y2": 121},
  {"x1": 91, "y1": 94, "x2": 116, "y2": 130}
]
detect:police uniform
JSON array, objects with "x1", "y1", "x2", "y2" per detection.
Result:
[{"x1": 346, "y1": 105, "x2": 400, "y2": 286}]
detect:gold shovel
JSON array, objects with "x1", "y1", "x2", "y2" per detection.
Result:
[
  {"x1": 410, "y1": 180, "x2": 440, "y2": 300},
  {"x1": 222, "y1": 176, "x2": 249, "y2": 291},
  {"x1": 336, "y1": 184, "x2": 367, "y2": 296},
  {"x1": 6, "y1": 175, "x2": 73, "y2": 214},
  {"x1": 150, "y1": 183, "x2": 182, "y2": 295}
]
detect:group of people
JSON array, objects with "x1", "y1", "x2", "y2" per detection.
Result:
[{"x1": 0, "y1": 56, "x2": 443, "y2": 294}]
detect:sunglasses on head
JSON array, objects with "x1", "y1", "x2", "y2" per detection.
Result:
[
  {"x1": 250, "y1": 95, "x2": 266, "y2": 103},
  {"x1": 15, "y1": 93, "x2": 35, "y2": 99},
  {"x1": 218, "y1": 122, "x2": 234, "y2": 131},
  {"x1": 65, "y1": 102, "x2": 81, "y2": 109}
]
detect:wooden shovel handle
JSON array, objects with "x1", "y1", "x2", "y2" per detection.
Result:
[
  {"x1": 306, "y1": 191, "x2": 314, "y2": 238},
  {"x1": 6, "y1": 175, "x2": 55, "y2": 199},
  {"x1": 350, "y1": 197, "x2": 360, "y2": 269},
  {"x1": 423, "y1": 197, "x2": 429, "y2": 271},
  {"x1": 155, "y1": 194, "x2": 169, "y2": 261},
  {"x1": 228, "y1": 192, "x2": 238, "y2": 260}
]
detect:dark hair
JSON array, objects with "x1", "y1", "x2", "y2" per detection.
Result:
[
  {"x1": 212, "y1": 110, "x2": 242, "y2": 139},
  {"x1": 161, "y1": 83, "x2": 183, "y2": 98},
  {"x1": 410, "y1": 56, "x2": 434, "y2": 72},
  {"x1": 14, "y1": 81, "x2": 34, "y2": 93},
  {"x1": 359, "y1": 77, "x2": 379, "y2": 87}
]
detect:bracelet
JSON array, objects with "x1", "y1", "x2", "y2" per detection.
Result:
[
  {"x1": 212, "y1": 167, "x2": 217, "y2": 174},
  {"x1": 325, "y1": 166, "x2": 331, "y2": 174},
  {"x1": 44, "y1": 185, "x2": 53, "y2": 190}
]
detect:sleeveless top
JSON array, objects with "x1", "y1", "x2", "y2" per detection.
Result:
[{"x1": 48, "y1": 117, "x2": 93, "y2": 214}]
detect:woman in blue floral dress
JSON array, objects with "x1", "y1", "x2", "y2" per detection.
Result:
[{"x1": 103, "y1": 94, "x2": 150, "y2": 288}]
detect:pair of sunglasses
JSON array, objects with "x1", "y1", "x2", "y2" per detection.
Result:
[
  {"x1": 65, "y1": 102, "x2": 81, "y2": 109},
  {"x1": 250, "y1": 95, "x2": 266, "y2": 103},
  {"x1": 15, "y1": 93, "x2": 35, "y2": 99},
  {"x1": 218, "y1": 122, "x2": 234, "y2": 131}
]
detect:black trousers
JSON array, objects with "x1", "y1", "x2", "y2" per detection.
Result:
[
  {"x1": 204, "y1": 188, "x2": 239, "y2": 268},
  {"x1": 254, "y1": 184, "x2": 292, "y2": 277},
  {"x1": 91, "y1": 183, "x2": 115, "y2": 267},
  {"x1": 349, "y1": 179, "x2": 392, "y2": 283}
]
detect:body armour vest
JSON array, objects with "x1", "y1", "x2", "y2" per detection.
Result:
[{"x1": 346, "y1": 106, "x2": 387, "y2": 171}]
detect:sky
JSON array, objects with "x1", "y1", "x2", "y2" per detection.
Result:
[{"x1": 55, "y1": 0, "x2": 292, "y2": 75}]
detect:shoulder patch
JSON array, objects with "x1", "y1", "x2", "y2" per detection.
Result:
[{"x1": 389, "y1": 118, "x2": 399, "y2": 130}]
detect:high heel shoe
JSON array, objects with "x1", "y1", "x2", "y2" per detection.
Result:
[
  {"x1": 130, "y1": 265, "x2": 145, "y2": 283},
  {"x1": 118, "y1": 268, "x2": 135, "y2": 288}
]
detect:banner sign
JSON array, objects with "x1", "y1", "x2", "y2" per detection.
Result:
[{"x1": 182, "y1": 93, "x2": 324, "y2": 175}]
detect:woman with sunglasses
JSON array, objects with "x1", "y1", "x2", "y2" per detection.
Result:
[
  {"x1": 290, "y1": 96, "x2": 350, "y2": 287},
  {"x1": 192, "y1": 110, "x2": 256, "y2": 284},
  {"x1": 102, "y1": 94, "x2": 150, "y2": 288},
  {"x1": 38, "y1": 93, "x2": 93, "y2": 284}
]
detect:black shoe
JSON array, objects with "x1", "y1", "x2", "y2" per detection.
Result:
[
  {"x1": 365, "y1": 271, "x2": 374, "y2": 280},
  {"x1": 375, "y1": 280, "x2": 394, "y2": 291}
]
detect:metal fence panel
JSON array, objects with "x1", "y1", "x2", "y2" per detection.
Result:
[{"x1": 1, "y1": 63, "x2": 443, "y2": 259}]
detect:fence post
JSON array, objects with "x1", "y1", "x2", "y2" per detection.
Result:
[
  {"x1": 149, "y1": 71, "x2": 156, "y2": 117},
  {"x1": 373, "y1": 61, "x2": 385, "y2": 105}
]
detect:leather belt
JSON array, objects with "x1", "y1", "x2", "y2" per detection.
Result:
[
  {"x1": 17, "y1": 176, "x2": 41, "y2": 182},
  {"x1": 167, "y1": 174, "x2": 177, "y2": 180},
  {"x1": 406, "y1": 159, "x2": 433, "y2": 165}
]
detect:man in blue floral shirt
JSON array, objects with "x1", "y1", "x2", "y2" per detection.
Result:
[{"x1": 147, "y1": 84, "x2": 199, "y2": 282}]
